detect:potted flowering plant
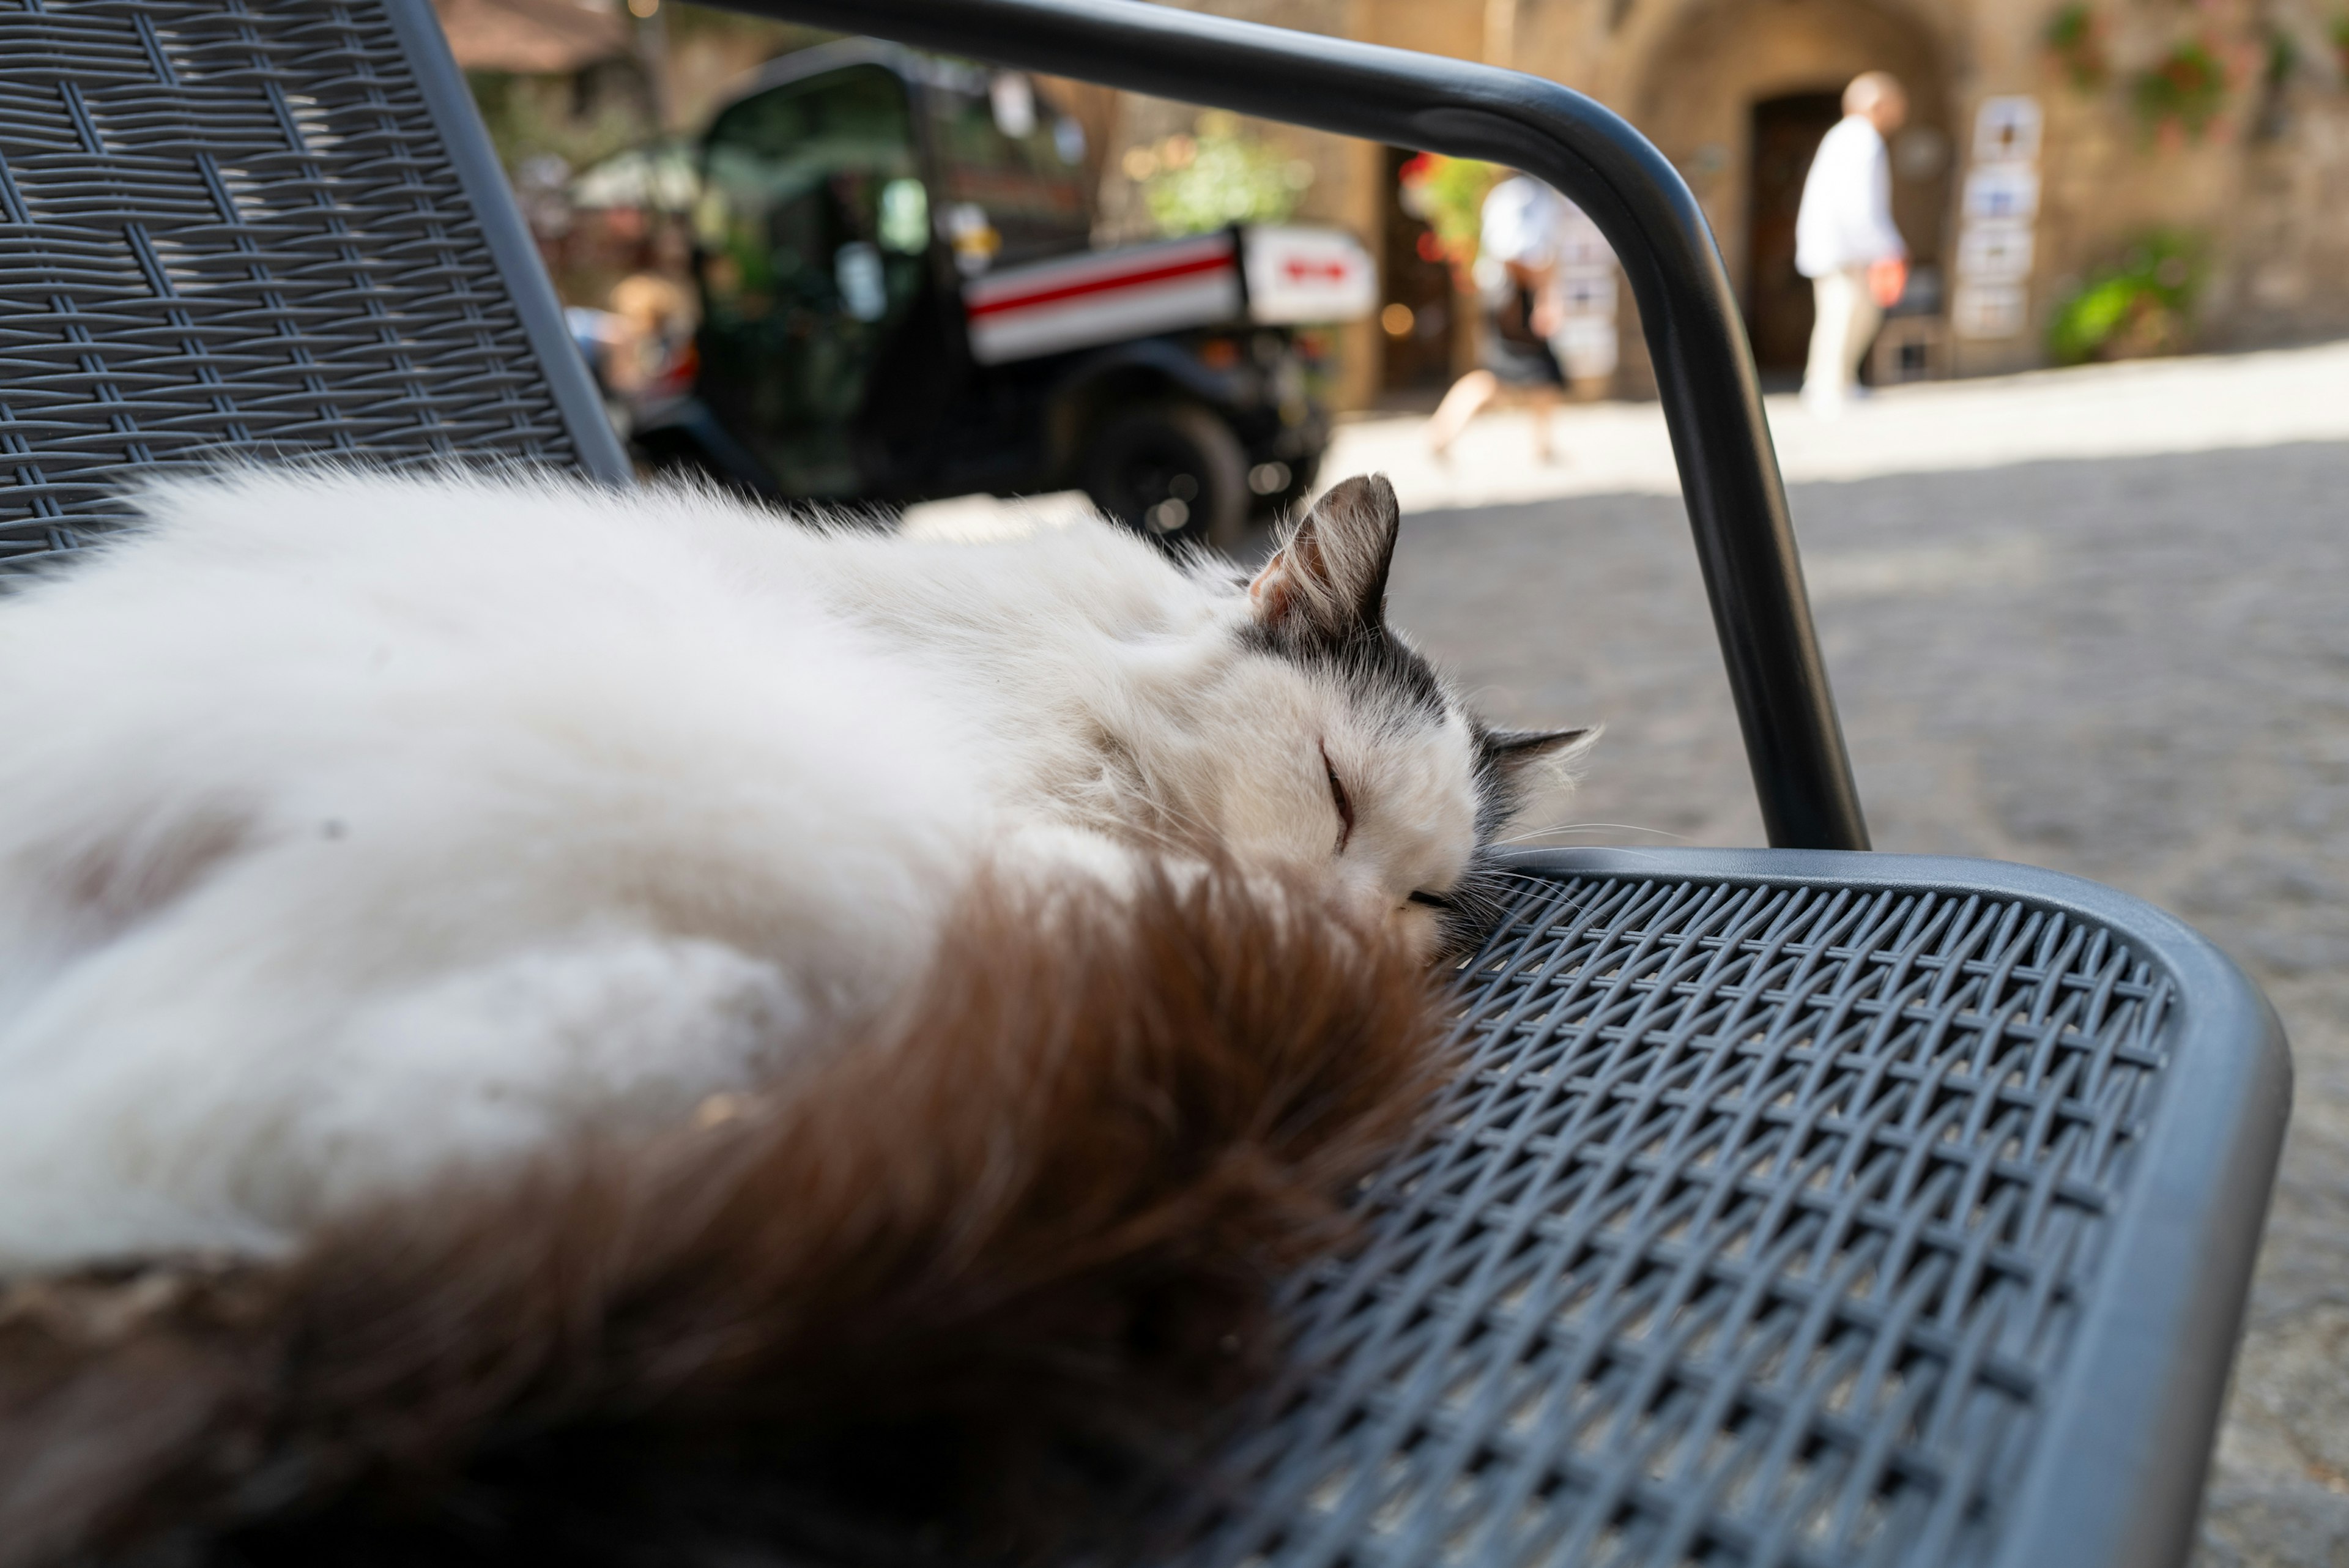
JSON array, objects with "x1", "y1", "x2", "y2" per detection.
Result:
[
  {"x1": 2045, "y1": 3, "x2": 2110, "y2": 89},
  {"x1": 1396, "y1": 153, "x2": 1501, "y2": 287},
  {"x1": 2047, "y1": 231, "x2": 2203, "y2": 363},
  {"x1": 1127, "y1": 110, "x2": 1316, "y2": 235},
  {"x1": 2131, "y1": 38, "x2": 2232, "y2": 141}
]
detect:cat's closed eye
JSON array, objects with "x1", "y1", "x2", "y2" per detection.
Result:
[
  {"x1": 1321, "y1": 743, "x2": 1354, "y2": 853},
  {"x1": 1408, "y1": 890, "x2": 1454, "y2": 911}
]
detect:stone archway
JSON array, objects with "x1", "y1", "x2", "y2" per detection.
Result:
[{"x1": 1627, "y1": 0, "x2": 1954, "y2": 373}]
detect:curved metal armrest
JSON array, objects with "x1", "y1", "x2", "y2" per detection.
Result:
[{"x1": 707, "y1": 0, "x2": 1869, "y2": 850}]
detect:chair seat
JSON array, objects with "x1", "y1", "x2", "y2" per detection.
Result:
[{"x1": 1183, "y1": 849, "x2": 2287, "y2": 1568}]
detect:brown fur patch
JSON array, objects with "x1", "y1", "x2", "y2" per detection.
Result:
[{"x1": 0, "y1": 860, "x2": 1447, "y2": 1567}]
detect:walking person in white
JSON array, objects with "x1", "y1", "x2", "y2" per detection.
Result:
[{"x1": 1795, "y1": 73, "x2": 1909, "y2": 416}]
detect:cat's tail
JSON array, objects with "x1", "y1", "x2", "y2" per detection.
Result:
[{"x1": 0, "y1": 856, "x2": 1449, "y2": 1566}]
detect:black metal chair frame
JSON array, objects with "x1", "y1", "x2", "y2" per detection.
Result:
[{"x1": 0, "y1": 2, "x2": 2290, "y2": 1563}]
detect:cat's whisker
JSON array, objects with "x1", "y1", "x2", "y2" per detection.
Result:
[
  {"x1": 1472, "y1": 871, "x2": 1578, "y2": 890},
  {"x1": 1491, "y1": 822, "x2": 1691, "y2": 846}
]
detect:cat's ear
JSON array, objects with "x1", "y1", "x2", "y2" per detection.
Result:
[
  {"x1": 1249, "y1": 474, "x2": 1401, "y2": 640},
  {"x1": 1481, "y1": 726, "x2": 1600, "y2": 790}
]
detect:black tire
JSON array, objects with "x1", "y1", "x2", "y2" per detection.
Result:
[{"x1": 1078, "y1": 399, "x2": 1250, "y2": 554}]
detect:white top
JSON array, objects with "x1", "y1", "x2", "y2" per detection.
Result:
[
  {"x1": 1480, "y1": 176, "x2": 1613, "y2": 275},
  {"x1": 1794, "y1": 116, "x2": 1905, "y2": 278}
]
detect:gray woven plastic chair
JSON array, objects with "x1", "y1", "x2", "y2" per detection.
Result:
[
  {"x1": 0, "y1": 0, "x2": 626, "y2": 571},
  {"x1": 0, "y1": 3, "x2": 2290, "y2": 1567}
]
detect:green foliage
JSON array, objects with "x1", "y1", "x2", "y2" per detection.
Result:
[
  {"x1": 2129, "y1": 39, "x2": 2230, "y2": 139},
  {"x1": 1395, "y1": 154, "x2": 1501, "y2": 283},
  {"x1": 2044, "y1": 4, "x2": 2109, "y2": 89},
  {"x1": 2047, "y1": 231, "x2": 2204, "y2": 365},
  {"x1": 2332, "y1": 13, "x2": 2349, "y2": 81},
  {"x1": 1133, "y1": 111, "x2": 1315, "y2": 236}
]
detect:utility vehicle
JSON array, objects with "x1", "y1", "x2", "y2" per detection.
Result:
[{"x1": 630, "y1": 42, "x2": 1375, "y2": 549}]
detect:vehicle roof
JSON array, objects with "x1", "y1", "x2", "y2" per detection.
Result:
[{"x1": 709, "y1": 39, "x2": 1021, "y2": 121}]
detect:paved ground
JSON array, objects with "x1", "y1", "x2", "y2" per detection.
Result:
[
  {"x1": 1373, "y1": 440, "x2": 2349, "y2": 1567},
  {"x1": 908, "y1": 337, "x2": 2349, "y2": 537},
  {"x1": 1319, "y1": 336, "x2": 2349, "y2": 513}
]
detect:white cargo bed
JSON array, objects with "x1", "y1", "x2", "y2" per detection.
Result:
[{"x1": 962, "y1": 225, "x2": 1376, "y2": 366}]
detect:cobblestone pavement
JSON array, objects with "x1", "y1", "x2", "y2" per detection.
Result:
[{"x1": 1372, "y1": 440, "x2": 2349, "y2": 1566}]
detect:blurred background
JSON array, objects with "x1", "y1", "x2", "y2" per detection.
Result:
[{"x1": 436, "y1": 0, "x2": 2349, "y2": 414}]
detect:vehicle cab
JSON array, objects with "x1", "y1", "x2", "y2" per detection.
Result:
[{"x1": 630, "y1": 42, "x2": 1370, "y2": 550}]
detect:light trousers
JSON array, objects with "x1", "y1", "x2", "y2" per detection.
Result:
[{"x1": 1802, "y1": 266, "x2": 1882, "y2": 414}]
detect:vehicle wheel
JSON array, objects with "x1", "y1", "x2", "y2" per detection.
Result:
[{"x1": 1079, "y1": 400, "x2": 1250, "y2": 554}]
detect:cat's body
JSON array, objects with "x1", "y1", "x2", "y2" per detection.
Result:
[{"x1": 0, "y1": 467, "x2": 1581, "y2": 1279}]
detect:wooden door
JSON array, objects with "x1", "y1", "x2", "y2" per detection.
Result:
[
  {"x1": 1745, "y1": 92, "x2": 1844, "y2": 372},
  {"x1": 1380, "y1": 146, "x2": 1460, "y2": 392}
]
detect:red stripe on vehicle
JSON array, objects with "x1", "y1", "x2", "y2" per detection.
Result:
[{"x1": 966, "y1": 251, "x2": 1235, "y2": 319}]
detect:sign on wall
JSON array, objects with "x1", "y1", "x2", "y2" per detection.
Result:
[
  {"x1": 1973, "y1": 95, "x2": 2043, "y2": 165},
  {"x1": 1551, "y1": 200, "x2": 1619, "y2": 384},
  {"x1": 1952, "y1": 95, "x2": 2041, "y2": 341},
  {"x1": 1961, "y1": 163, "x2": 2041, "y2": 224},
  {"x1": 1956, "y1": 221, "x2": 2034, "y2": 282}
]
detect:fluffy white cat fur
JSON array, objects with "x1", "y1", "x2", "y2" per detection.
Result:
[{"x1": 0, "y1": 467, "x2": 1584, "y2": 1279}]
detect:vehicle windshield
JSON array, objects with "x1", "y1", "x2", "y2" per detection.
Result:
[
  {"x1": 695, "y1": 62, "x2": 931, "y2": 494},
  {"x1": 911, "y1": 57, "x2": 1093, "y2": 268}
]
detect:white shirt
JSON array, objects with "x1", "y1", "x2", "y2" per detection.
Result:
[
  {"x1": 1480, "y1": 176, "x2": 1611, "y2": 272},
  {"x1": 1794, "y1": 116, "x2": 1905, "y2": 278},
  {"x1": 1477, "y1": 175, "x2": 1616, "y2": 316}
]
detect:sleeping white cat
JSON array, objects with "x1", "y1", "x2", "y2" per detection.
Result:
[{"x1": 0, "y1": 468, "x2": 1586, "y2": 1276}]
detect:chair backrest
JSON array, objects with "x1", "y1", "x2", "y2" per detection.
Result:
[{"x1": 0, "y1": 0, "x2": 628, "y2": 578}]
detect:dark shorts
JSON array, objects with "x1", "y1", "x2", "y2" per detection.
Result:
[{"x1": 1477, "y1": 284, "x2": 1564, "y2": 387}]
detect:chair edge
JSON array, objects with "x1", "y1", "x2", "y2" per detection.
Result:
[
  {"x1": 1501, "y1": 845, "x2": 2293, "y2": 1568},
  {"x1": 380, "y1": 0, "x2": 637, "y2": 486}
]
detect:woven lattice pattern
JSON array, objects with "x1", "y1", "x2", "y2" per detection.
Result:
[
  {"x1": 1195, "y1": 870, "x2": 2175, "y2": 1568},
  {"x1": 0, "y1": 0, "x2": 579, "y2": 569}
]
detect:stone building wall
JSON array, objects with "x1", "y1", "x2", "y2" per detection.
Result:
[{"x1": 1092, "y1": 0, "x2": 2349, "y2": 403}]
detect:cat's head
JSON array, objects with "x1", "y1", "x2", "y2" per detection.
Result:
[{"x1": 1176, "y1": 475, "x2": 1592, "y2": 958}]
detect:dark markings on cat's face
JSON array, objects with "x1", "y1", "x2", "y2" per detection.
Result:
[
  {"x1": 1242, "y1": 475, "x2": 1595, "y2": 956},
  {"x1": 1244, "y1": 475, "x2": 1583, "y2": 847}
]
